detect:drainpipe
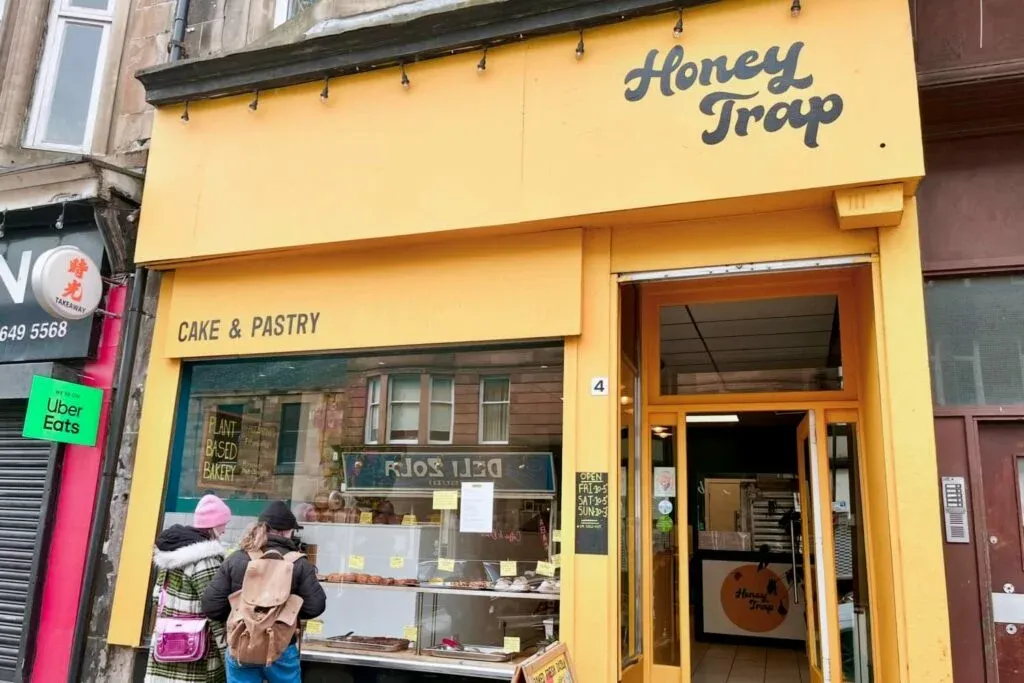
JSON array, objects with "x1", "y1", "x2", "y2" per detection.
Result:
[
  {"x1": 66, "y1": 265, "x2": 147, "y2": 683},
  {"x1": 66, "y1": 2, "x2": 190, "y2": 679}
]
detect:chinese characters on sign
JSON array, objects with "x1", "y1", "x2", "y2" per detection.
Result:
[{"x1": 31, "y1": 245, "x2": 103, "y2": 320}]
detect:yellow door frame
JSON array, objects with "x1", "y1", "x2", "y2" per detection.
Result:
[{"x1": 624, "y1": 265, "x2": 885, "y2": 683}]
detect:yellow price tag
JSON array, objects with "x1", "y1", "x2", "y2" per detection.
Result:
[
  {"x1": 552, "y1": 530, "x2": 562, "y2": 543},
  {"x1": 438, "y1": 558, "x2": 455, "y2": 572},
  {"x1": 503, "y1": 636, "x2": 521, "y2": 653},
  {"x1": 403, "y1": 626, "x2": 419, "y2": 642},
  {"x1": 402, "y1": 514, "x2": 417, "y2": 526},
  {"x1": 305, "y1": 620, "x2": 324, "y2": 635},
  {"x1": 553, "y1": 554, "x2": 561, "y2": 568},
  {"x1": 359, "y1": 512, "x2": 373, "y2": 524},
  {"x1": 433, "y1": 490, "x2": 458, "y2": 510},
  {"x1": 536, "y1": 561, "x2": 556, "y2": 577},
  {"x1": 390, "y1": 556, "x2": 405, "y2": 569},
  {"x1": 500, "y1": 561, "x2": 517, "y2": 577},
  {"x1": 348, "y1": 555, "x2": 365, "y2": 570}
]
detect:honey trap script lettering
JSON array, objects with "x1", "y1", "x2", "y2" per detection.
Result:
[{"x1": 623, "y1": 42, "x2": 843, "y2": 148}]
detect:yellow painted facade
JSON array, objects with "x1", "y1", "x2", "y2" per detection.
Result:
[{"x1": 109, "y1": 0, "x2": 952, "y2": 681}]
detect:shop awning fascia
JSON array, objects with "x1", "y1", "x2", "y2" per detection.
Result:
[{"x1": 136, "y1": 0, "x2": 717, "y2": 106}]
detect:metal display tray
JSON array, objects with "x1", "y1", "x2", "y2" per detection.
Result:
[
  {"x1": 324, "y1": 637, "x2": 410, "y2": 653},
  {"x1": 424, "y1": 647, "x2": 515, "y2": 663}
]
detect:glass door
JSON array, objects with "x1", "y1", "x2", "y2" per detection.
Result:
[{"x1": 797, "y1": 410, "x2": 841, "y2": 683}]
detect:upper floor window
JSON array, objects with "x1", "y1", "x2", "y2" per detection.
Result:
[
  {"x1": 273, "y1": 0, "x2": 315, "y2": 27},
  {"x1": 387, "y1": 375, "x2": 421, "y2": 444},
  {"x1": 24, "y1": 0, "x2": 114, "y2": 152},
  {"x1": 364, "y1": 377, "x2": 381, "y2": 444},
  {"x1": 428, "y1": 377, "x2": 454, "y2": 445},
  {"x1": 479, "y1": 377, "x2": 511, "y2": 444},
  {"x1": 926, "y1": 274, "x2": 1024, "y2": 406}
]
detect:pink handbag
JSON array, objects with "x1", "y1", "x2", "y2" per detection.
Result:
[{"x1": 153, "y1": 578, "x2": 209, "y2": 664}]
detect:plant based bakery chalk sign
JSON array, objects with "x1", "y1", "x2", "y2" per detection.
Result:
[
  {"x1": 575, "y1": 471, "x2": 609, "y2": 555},
  {"x1": 623, "y1": 41, "x2": 843, "y2": 148}
]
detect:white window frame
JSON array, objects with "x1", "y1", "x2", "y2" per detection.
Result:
[
  {"x1": 272, "y1": 0, "x2": 289, "y2": 27},
  {"x1": 427, "y1": 376, "x2": 455, "y2": 445},
  {"x1": 24, "y1": 0, "x2": 114, "y2": 153},
  {"x1": 364, "y1": 376, "x2": 381, "y2": 445},
  {"x1": 479, "y1": 376, "x2": 511, "y2": 445},
  {"x1": 386, "y1": 374, "x2": 421, "y2": 445}
]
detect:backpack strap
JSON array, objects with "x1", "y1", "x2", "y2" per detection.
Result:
[
  {"x1": 283, "y1": 552, "x2": 305, "y2": 564},
  {"x1": 247, "y1": 550, "x2": 264, "y2": 561}
]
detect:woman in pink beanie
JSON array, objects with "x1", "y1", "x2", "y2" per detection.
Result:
[{"x1": 144, "y1": 495, "x2": 232, "y2": 683}]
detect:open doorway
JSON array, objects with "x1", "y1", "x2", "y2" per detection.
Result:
[{"x1": 664, "y1": 409, "x2": 875, "y2": 683}]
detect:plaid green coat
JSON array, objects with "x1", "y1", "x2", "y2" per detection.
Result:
[{"x1": 144, "y1": 539, "x2": 227, "y2": 683}]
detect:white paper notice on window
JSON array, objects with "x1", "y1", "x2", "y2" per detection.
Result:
[{"x1": 460, "y1": 482, "x2": 495, "y2": 534}]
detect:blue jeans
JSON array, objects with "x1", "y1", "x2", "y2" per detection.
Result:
[{"x1": 225, "y1": 644, "x2": 301, "y2": 683}]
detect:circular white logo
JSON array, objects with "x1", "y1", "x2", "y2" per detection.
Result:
[
  {"x1": 657, "y1": 498, "x2": 673, "y2": 515},
  {"x1": 30, "y1": 246, "x2": 102, "y2": 320}
]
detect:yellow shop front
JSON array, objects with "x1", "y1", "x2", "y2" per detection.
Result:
[{"x1": 108, "y1": 1, "x2": 952, "y2": 682}]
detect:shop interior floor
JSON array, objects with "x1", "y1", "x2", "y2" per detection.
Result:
[{"x1": 691, "y1": 643, "x2": 811, "y2": 683}]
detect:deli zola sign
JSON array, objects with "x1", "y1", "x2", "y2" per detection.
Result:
[{"x1": 623, "y1": 42, "x2": 843, "y2": 148}]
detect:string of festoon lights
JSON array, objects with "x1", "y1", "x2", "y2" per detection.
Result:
[{"x1": 179, "y1": 1, "x2": 802, "y2": 122}]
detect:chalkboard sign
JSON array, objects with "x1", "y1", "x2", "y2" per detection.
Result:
[
  {"x1": 197, "y1": 410, "x2": 243, "y2": 488},
  {"x1": 575, "y1": 471, "x2": 609, "y2": 555}
]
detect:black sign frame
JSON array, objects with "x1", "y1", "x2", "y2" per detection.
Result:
[{"x1": 0, "y1": 225, "x2": 104, "y2": 364}]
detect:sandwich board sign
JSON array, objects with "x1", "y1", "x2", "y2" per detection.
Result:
[{"x1": 512, "y1": 642, "x2": 578, "y2": 683}]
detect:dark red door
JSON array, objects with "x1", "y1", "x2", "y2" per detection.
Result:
[{"x1": 981, "y1": 422, "x2": 1024, "y2": 681}]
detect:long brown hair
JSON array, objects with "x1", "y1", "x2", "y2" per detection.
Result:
[{"x1": 238, "y1": 521, "x2": 268, "y2": 553}]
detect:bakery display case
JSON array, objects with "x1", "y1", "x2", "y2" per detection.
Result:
[{"x1": 299, "y1": 451, "x2": 562, "y2": 679}]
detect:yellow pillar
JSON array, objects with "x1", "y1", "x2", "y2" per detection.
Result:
[
  {"x1": 562, "y1": 227, "x2": 619, "y2": 681},
  {"x1": 874, "y1": 198, "x2": 953, "y2": 683},
  {"x1": 108, "y1": 274, "x2": 183, "y2": 645}
]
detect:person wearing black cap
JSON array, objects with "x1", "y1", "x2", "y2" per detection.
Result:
[{"x1": 201, "y1": 501, "x2": 326, "y2": 682}]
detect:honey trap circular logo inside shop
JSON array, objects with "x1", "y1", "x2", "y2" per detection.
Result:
[
  {"x1": 30, "y1": 246, "x2": 102, "y2": 320},
  {"x1": 719, "y1": 563, "x2": 790, "y2": 633}
]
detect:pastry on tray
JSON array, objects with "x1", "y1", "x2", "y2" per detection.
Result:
[{"x1": 537, "y1": 579, "x2": 561, "y2": 594}]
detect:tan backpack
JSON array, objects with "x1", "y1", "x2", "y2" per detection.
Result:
[{"x1": 226, "y1": 550, "x2": 305, "y2": 666}]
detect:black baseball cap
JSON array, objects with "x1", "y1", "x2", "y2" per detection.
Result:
[{"x1": 259, "y1": 500, "x2": 303, "y2": 531}]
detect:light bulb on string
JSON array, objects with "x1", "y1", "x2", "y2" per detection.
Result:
[
  {"x1": 249, "y1": 91, "x2": 259, "y2": 111},
  {"x1": 54, "y1": 203, "x2": 65, "y2": 231},
  {"x1": 0, "y1": 210, "x2": 6, "y2": 239},
  {"x1": 790, "y1": 0, "x2": 801, "y2": 16},
  {"x1": 400, "y1": 63, "x2": 410, "y2": 89},
  {"x1": 575, "y1": 31, "x2": 585, "y2": 60},
  {"x1": 180, "y1": 101, "x2": 190, "y2": 122},
  {"x1": 477, "y1": 48, "x2": 488, "y2": 73},
  {"x1": 673, "y1": 10, "x2": 683, "y2": 38},
  {"x1": 320, "y1": 77, "x2": 330, "y2": 102}
]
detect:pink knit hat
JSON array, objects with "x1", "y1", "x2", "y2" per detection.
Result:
[{"x1": 193, "y1": 494, "x2": 231, "y2": 529}]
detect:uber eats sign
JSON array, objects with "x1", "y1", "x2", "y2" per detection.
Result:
[{"x1": 22, "y1": 376, "x2": 103, "y2": 446}]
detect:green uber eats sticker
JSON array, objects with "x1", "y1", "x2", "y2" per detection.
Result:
[
  {"x1": 22, "y1": 376, "x2": 103, "y2": 446},
  {"x1": 656, "y1": 515, "x2": 674, "y2": 533}
]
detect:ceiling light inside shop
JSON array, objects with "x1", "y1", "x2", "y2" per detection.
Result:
[{"x1": 686, "y1": 414, "x2": 739, "y2": 423}]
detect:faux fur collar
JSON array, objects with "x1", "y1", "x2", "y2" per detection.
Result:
[{"x1": 153, "y1": 539, "x2": 225, "y2": 570}]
